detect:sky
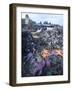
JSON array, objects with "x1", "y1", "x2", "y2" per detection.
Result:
[{"x1": 22, "y1": 12, "x2": 63, "y2": 26}]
